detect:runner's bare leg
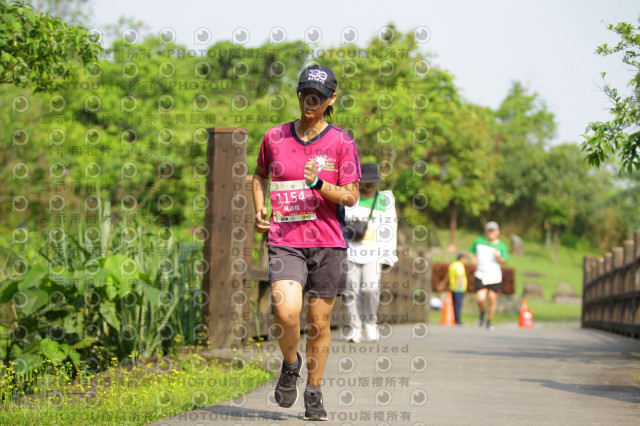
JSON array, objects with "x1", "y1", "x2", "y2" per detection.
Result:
[
  {"x1": 476, "y1": 288, "x2": 488, "y2": 313},
  {"x1": 306, "y1": 296, "x2": 336, "y2": 386},
  {"x1": 271, "y1": 280, "x2": 304, "y2": 363},
  {"x1": 487, "y1": 289, "x2": 498, "y2": 320}
]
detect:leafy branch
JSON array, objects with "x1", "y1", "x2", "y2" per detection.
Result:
[
  {"x1": 582, "y1": 20, "x2": 640, "y2": 174},
  {"x1": 0, "y1": 0, "x2": 103, "y2": 93}
]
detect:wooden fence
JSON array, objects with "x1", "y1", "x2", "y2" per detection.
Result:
[
  {"x1": 582, "y1": 232, "x2": 640, "y2": 339},
  {"x1": 203, "y1": 127, "x2": 430, "y2": 348}
]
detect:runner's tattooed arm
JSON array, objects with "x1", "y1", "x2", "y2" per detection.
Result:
[
  {"x1": 252, "y1": 164, "x2": 271, "y2": 233},
  {"x1": 303, "y1": 159, "x2": 359, "y2": 207}
]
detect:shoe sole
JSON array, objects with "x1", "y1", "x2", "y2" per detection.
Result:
[{"x1": 303, "y1": 414, "x2": 328, "y2": 421}]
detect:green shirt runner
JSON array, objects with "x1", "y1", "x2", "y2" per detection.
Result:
[{"x1": 469, "y1": 236, "x2": 508, "y2": 285}]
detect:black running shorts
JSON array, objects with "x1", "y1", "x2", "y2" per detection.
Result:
[
  {"x1": 268, "y1": 245, "x2": 347, "y2": 298},
  {"x1": 475, "y1": 278, "x2": 502, "y2": 293}
]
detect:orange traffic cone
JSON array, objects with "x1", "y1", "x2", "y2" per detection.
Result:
[
  {"x1": 441, "y1": 292, "x2": 455, "y2": 326},
  {"x1": 519, "y1": 299, "x2": 534, "y2": 328}
]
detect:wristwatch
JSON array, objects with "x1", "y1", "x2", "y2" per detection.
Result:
[{"x1": 310, "y1": 176, "x2": 324, "y2": 191}]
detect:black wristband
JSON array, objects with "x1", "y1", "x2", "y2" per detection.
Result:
[{"x1": 312, "y1": 178, "x2": 324, "y2": 191}]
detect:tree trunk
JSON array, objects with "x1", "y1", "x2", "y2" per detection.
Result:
[
  {"x1": 551, "y1": 227, "x2": 559, "y2": 263},
  {"x1": 544, "y1": 220, "x2": 551, "y2": 249},
  {"x1": 448, "y1": 202, "x2": 458, "y2": 251}
]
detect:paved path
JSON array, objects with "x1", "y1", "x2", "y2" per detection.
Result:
[{"x1": 150, "y1": 323, "x2": 640, "y2": 425}]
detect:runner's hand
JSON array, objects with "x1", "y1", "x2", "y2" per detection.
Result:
[
  {"x1": 304, "y1": 159, "x2": 317, "y2": 185},
  {"x1": 255, "y1": 207, "x2": 270, "y2": 233}
]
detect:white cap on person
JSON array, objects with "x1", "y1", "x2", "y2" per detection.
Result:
[{"x1": 485, "y1": 221, "x2": 499, "y2": 231}]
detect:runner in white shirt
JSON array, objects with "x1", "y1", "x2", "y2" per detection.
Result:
[
  {"x1": 343, "y1": 163, "x2": 398, "y2": 342},
  {"x1": 468, "y1": 221, "x2": 509, "y2": 331}
]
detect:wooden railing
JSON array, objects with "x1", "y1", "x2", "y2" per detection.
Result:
[{"x1": 582, "y1": 232, "x2": 640, "y2": 339}]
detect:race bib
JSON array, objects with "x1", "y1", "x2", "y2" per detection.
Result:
[{"x1": 270, "y1": 180, "x2": 317, "y2": 222}]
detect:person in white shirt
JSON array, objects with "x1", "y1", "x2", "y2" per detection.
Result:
[
  {"x1": 468, "y1": 221, "x2": 509, "y2": 331},
  {"x1": 343, "y1": 163, "x2": 399, "y2": 342}
]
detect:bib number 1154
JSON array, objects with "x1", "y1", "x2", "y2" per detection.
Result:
[{"x1": 270, "y1": 180, "x2": 317, "y2": 223}]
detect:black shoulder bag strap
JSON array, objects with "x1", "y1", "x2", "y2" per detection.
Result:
[{"x1": 365, "y1": 191, "x2": 379, "y2": 224}]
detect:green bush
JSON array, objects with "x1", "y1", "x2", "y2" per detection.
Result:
[{"x1": 0, "y1": 200, "x2": 204, "y2": 375}]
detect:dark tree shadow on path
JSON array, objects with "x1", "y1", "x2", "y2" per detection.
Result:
[
  {"x1": 197, "y1": 404, "x2": 301, "y2": 421},
  {"x1": 521, "y1": 379, "x2": 640, "y2": 404}
]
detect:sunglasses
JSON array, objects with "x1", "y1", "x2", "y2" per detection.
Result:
[{"x1": 297, "y1": 91, "x2": 328, "y2": 104}]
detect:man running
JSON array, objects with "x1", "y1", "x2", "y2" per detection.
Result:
[{"x1": 468, "y1": 221, "x2": 508, "y2": 331}]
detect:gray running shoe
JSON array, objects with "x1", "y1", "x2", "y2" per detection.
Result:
[
  {"x1": 303, "y1": 389, "x2": 328, "y2": 421},
  {"x1": 274, "y1": 352, "x2": 302, "y2": 408}
]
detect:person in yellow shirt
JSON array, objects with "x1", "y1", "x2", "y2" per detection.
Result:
[{"x1": 447, "y1": 253, "x2": 468, "y2": 325}]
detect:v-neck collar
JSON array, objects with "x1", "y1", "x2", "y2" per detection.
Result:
[{"x1": 290, "y1": 121, "x2": 333, "y2": 146}]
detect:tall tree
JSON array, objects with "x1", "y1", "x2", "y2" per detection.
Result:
[
  {"x1": 537, "y1": 145, "x2": 584, "y2": 261},
  {"x1": 316, "y1": 25, "x2": 499, "y2": 237},
  {"x1": 444, "y1": 104, "x2": 497, "y2": 248},
  {"x1": 489, "y1": 82, "x2": 556, "y2": 227}
]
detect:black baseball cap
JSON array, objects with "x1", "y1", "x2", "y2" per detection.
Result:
[
  {"x1": 360, "y1": 162, "x2": 382, "y2": 183},
  {"x1": 297, "y1": 65, "x2": 337, "y2": 98}
]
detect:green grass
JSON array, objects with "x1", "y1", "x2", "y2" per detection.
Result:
[
  {"x1": 432, "y1": 228, "x2": 596, "y2": 323},
  {"x1": 525, "y1": 299, "x2": 582, "y2": 322},
  {"x1": 0, "y1": 351, "x2": 274, "y2": 425}
]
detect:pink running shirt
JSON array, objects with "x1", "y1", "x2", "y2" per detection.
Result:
[{"x1": 257, "y1": 121, "x2": 361, "y2": 248}]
